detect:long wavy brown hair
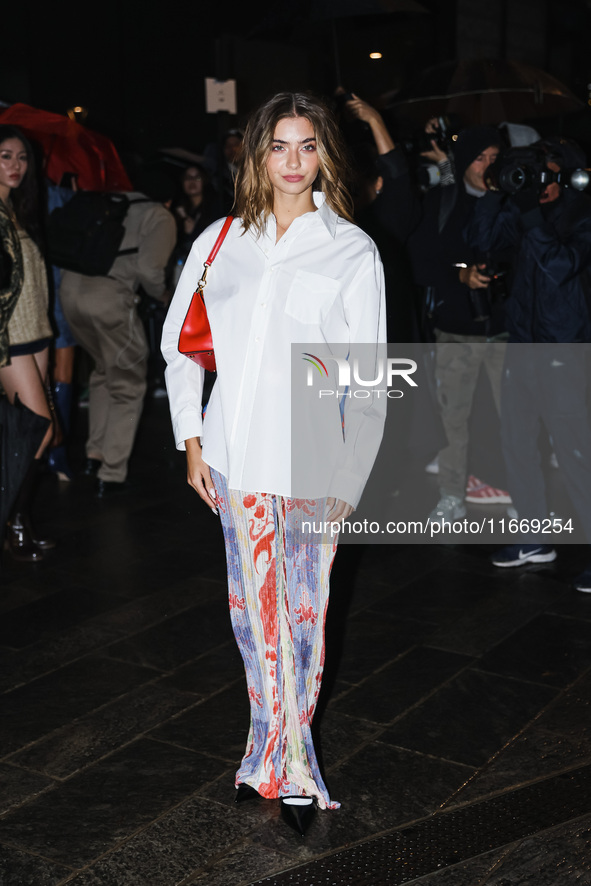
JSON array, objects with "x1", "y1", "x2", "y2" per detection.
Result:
[
  {"x1": 233, "y1": 92, "x2": 354, "y2": 235},
  {"x1": 0, "y1": 125, "x2": 42, "y2": 247}
]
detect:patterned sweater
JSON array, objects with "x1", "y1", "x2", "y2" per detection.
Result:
[{"x1": 0, "y1": 201, "x2": 24, "y2": 367}]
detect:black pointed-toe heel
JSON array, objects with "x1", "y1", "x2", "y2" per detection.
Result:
[
  {"x1": 234, "y1": 783, "x2": 259, "y2": 804},
  {"x1": 280, "y1": 798, "x2": 316, "y2": 837}
]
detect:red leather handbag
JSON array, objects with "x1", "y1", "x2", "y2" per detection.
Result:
[{"x1": 178, "y1": 215, "x2": 233, "y2": 371}]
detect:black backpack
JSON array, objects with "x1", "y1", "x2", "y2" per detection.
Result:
[{"x1": 47, "y1": 191, "x2": 150, "y2": 276}]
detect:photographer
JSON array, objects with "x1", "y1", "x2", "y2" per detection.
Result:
[
  {"x1": 343, "y1": 94, "x2": 455, "y2": 252},
  {"x1": 414, "y1": 125, "x2": 514, "y2": 523},
  {"x1": 466, "y1": 137, "x2": 591, "y2": 589},
  {"x1": 342, "y1": 93, "x2": 422, "y2": 341},
  {"x1": 345, "y1": 98, "x2": 512, "y2": 520}
]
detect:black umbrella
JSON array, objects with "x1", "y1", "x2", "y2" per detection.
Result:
[
  {"x1": 157, "y1": 147, "x2": 207, "y2": 169},
  {"x1": 388, "y1": 58, "x2": 585, "y2": 127},
  {"x1": 0, "y1": 394, "x2": 50, "y2": 529}
]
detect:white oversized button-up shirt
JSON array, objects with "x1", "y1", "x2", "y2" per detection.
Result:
[{"x1": 162, "y1": 193, "x2": 386, "y2": 507}]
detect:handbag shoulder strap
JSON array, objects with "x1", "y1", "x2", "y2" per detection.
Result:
[
  {"x1": 205, "y1": 215, "x2": 234, "y2": 267},
  {"x1": 196, "y1": 216, "x2": 233, "y2": 293}
]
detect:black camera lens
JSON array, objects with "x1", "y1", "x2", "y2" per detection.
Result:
[{"x1": 498, "y1": 163, "x2": 538, "y2": 194}]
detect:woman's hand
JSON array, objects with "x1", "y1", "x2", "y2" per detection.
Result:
[
  {"x1": 346, "y1": 93, "x2": 395, "y2": 155},
  {"x1": 420, "y1": 140, "x2": 448, "y2": 165},
  {"x1": 326, "y1": 497, "x2": 354, "y2": 523},
  {"x1": 459, "y1": 263, "x2": 491, "y2": 290},
  {"x1": 185, "y1": 437, "x2": 218, "y2": 514},
  {"x1": 420, "y1": 118, "x2": 449, "y2": 164},
  {"x1": 346, "y1": 94, "x2": 382, "y2": 126}
]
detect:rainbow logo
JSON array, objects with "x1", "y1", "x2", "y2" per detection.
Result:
[{"x1": 302, "y1": 352, "x2": 329, "y2": 377}]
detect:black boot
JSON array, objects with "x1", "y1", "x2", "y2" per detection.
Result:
[
  {"x1": 5, "y1": 460, "x2": 55, "y2": 561},
  {"x1": 234, "y1": 783, "x2": 259, "y2": 804},
  {"x1": 280, "y1": 798, "x2": 316, "y2": 837}
]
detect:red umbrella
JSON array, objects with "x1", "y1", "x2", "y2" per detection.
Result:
[{"x1": 0, "y1": 103, "x2": 132, "y2": 191}]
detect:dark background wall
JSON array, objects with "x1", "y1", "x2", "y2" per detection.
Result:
[{"x1": 2, "y1": 0, "x2": 590, "y2": 162}]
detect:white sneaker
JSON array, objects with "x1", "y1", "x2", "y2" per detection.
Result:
[
  {"x1": 427, "y1": 494, "x2": 466, "y2": 525},
  {"x1": 425, "y1": 455, "x2": 439, "y2": 475},
  {"x1": 491, "y1": 544, "x2": 557, "y2": 567},
  {"x1": 574, "y1": 567, "x2": 591, "y2": 593}
]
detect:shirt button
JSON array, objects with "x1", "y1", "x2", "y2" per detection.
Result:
[
  {"x1": 255, "y1": 336, "x2": 260, "y2": 343},
  {"x1": 261, "y1": 302, "x2": 266, "y2": 308}
]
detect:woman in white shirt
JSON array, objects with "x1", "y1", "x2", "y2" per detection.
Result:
[{"x1": 162, "y1": 92, "x2": 386, "y2": 836}]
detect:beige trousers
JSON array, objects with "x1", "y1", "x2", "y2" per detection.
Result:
[
  {"x1": 60, "y1": 277, "x2": 148, "y2": 482},
  {"x1": 434, "y1": 329, "x2": 506, "y2": 499}
]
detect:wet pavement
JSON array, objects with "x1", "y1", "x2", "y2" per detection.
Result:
[{"x1": 1, "y1": 394, "x2": 591, "y2": 885}]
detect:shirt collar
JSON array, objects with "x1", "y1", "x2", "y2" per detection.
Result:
[
  {"x1": 464, "y1": 182, "x2": 487, "y2": 198},
  {"x1": 313, "y1": 191, "x2": 338, "y2": 238},
  {"x1": 252, "y1": 191, "x2": 338, "y2": 250}
]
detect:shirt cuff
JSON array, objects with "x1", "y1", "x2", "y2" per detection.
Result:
[
  {"x1": 328, "y1": 469, "x2": 365, "y2": 510},
  {"x1": 172, "y1": 410, "x2": 203, "y2": 451},
  {"x1": 437, "y1": 158, "x2": 455, "y2": 186}
]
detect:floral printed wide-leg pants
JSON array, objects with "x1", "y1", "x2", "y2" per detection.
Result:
[{"x1": 211, "y1": 469, "x2": 340, "y2": 810}]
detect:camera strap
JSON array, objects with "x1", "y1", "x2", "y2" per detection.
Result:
[{"x1": 438, "y1": 183, "x2": 458, "y2": 233}]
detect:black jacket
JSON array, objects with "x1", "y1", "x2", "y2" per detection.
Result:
[
  {"x1": 466, "y1": 190, "x2": 591, "y2": 343},
  {"x1": 374, "y1": 148, "x2": 507, "y2": 338}
]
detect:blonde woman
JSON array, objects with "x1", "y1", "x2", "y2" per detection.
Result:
[{"x1": 162, "y1": 92, "x2": 386, "y2": 836}]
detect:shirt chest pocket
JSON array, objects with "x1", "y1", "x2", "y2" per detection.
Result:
[{"x1": 284, "y1": 270, "x2": 340, "y2": 325}]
